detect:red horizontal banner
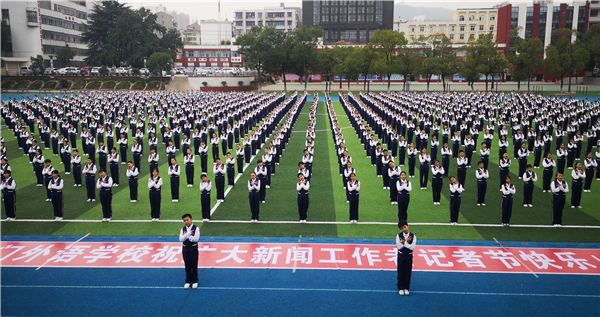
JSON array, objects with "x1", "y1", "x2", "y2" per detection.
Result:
[{"x1": 1, "y1": 242, "x2": 599, "y2": 275}]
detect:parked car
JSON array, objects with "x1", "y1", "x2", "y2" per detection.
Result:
[
  {"x1": 90, "y1": 67, "x2": 101, "y2": 76},
  {"x1": 171, "y1": 67, "x2": 185, "y2": 75},
  {"x1": 115, "y1": 67, "x2": 130, "y2": 76},
  {"x1": 221, "y1": 68, "x2": 239, "y2": 76},
  {"x1": 44, "y1": 68, "x2": 57, "y2": 75},
  {"x1": 139, "y1": 68, "x2": 150, "y2": 75},
  {"x1": 80, "y1": 67, "x2": 91, "y2": 76},
  {"x1": 20, "y1": 66, "x2": 33, "y2": 76},
  {"x1": 56, "y1": 68, "x2": 69, "y2": 75},
  {"x1": 66, "y1": 67, "x2": 80, "y2": 76}
]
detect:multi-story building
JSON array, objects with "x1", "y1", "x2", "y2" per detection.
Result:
[
  {"x1": 400, "y1": 8, "x2": 498, "y2": 44},
  {"x1": 144, "y1": 4, "x2": 177, "y2": 29},
  {"x1": 590, "y1": 0, "x2": 600, "y2": 27},
  {"x1": 302, "y1": 0, "x2": 394, "y2": 44},
  {"x1": 1, "y1": 0, "x2": 96, "y2": 74},
  {"x1": 233, "y1": 3, "x2": 302, "y2": 36},
  {"x1": 171, "y1": 11, "x2": 190, "y2": 31},
  {"x1": 200, "y1": 19, "x2": 233, "y2": 45},
  {"x1": 181, "y1": 22, "x2": 201, "y2": 45},
  {"x1": 174, "y1": 45, "x2": 243, "y2": 69}
]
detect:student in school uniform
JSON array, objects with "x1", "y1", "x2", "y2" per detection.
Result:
[
  {"x1": 475, "y1": 161, "x2": 489, "y2": 206},
  {"x1": 199, "y1": 140, "x2": 208, "y2": 173},
  {"x1": 82, "y1": 158, "x2": 97, "y2": 202},
  {"x1": 48, "y1": 170, "x2": 64, "y2": 221},
  {"x1": 1, "y1": 170, "x2": 17, "y2": 221},
  {"x1": 70, "y1": 149, "x2": 82, "y2": 186},
  {"x1": 297, "y1": 173, "x2": 310, "y2": 223},
  {"x1": 396, "y1": 220, "x2": 416, "y2": 296},
  {"x1": 441, "y1": 143, "x2": 451, "y2": 178},
  {"x1": 464, "y1": 134, "x2": 475, "y2": 168},
  {"x1": 449, "y1": 176, "x2": 464, "y2": 225},
  {"x1": 117, "y1": 133, "x2": 128, "y2": 164},
  {"x1": 381, "y1": 150, "x2": 393, "y2": 189},
  {"x1": 517, "y1": 143, "x2": 530, "y2": 179},
  {"x1": 583, "y1": 152, "x2": 597, "y2": 192},
  {"x1": 42, "y1": 159, "x2": 54, "y2": 201},
  {"x1": 210, "y1": 133, "x2": 220, "y2": 162},
  {"x1": 131, "y1": 139, "x2": 142, "y2": 171},
  {"x1": 126, "y1": 161, "x2": 139, "y2": 202},
  {"x1": 388, "y1": 161, "x2": 400, "y2": 205},
  {"x1": 213, "y1": 158, "x2": 226, "y2": 202},
  {"x1": 396, "y1": 171, "x2": 412, "y2": 221},
  {"x1": 226, "y1": 152, "x2": 235, "y2": 187},
  {"x1": 184, "y1": 149, "x2": 195, "y2": 187},
  {"x1": 255, "y1": 160, "x2": 267, "y2": 203},
  {"x1": 60, "y1": 140, "x2": 72, "y2": 174},
  {"x1": 571, "y1": 162, "x2": 585, "y2": 208},
  {"x1": 166, "y1": 141, "x2": 177, "y2": 168},
  {"x1": 33, "y1": 150, "x2": 45, "y2": 186},
  {"x1": 96, "y1": 169, "x2": 113, "y2": 222},
  {"x1": 347, "y1": 173, "x2": 360, "y2": 223},
  {"x1": 556, "y1": 143, "x2": 567, "y2": 175},
  {"x1": 168, "y1": 158, "x2": 181, "y2": 202},
  {"x1": 456, "y1": 150, "x2": 467, "y2": 187},
  {"x1": 431, "y1": 159, "x2": 444, "y2": 205},
  {"x1": 499, "y1": 152, "x2": 511, "y2": 188},
  {"x1": 199, "y1": 174, "x2": 212, "y2": 221},
  {"x1": 501, "y1": 176, "x2": 516, "y2": 227},
  {"x1": 148, "y1": 168, "x2": 163, "y2": 221},
  {"x1": 479, "y1": 142, "x2": 490, "y2": 170},
  {"x1": 419, "y1": 148, "x2": 431, "y2": 190},
  {"x1": 522, "y1": 164, "x2": 537, "y2": 208},
  {"x1": 108, "y1": 148, "x2": 119, "y2": 187},
  {"x1": 147, "y1": 147, "x2": 159, "y2": 175},
  {"x1": 236, "y1": 144, "x2": 244, "y2": 175},
  {"x1": 248, "y1": 172, "x2": 261, "y2": 222},
  {"x1": 407, "y1": 143, "x2": 418, "y2": 178},
  {"x1": 551, "y1": 173, "x2": 569, "y2": 227},
  {"x1": 243, "y1": 136, "x2": 252, "y2": 164},
  {"x1": 180, "y1": 213, "x2": 200, "y2": 290},
  {"x1": 596, "y1": 148, "x2": 600, "y2": 181},
  {"x1": 533, "y1": 135, "x2": 544, "y2": 169},
  {"x1": 542, "y1": 152, "x2": 555, "y2": 192},
  {"x1": 97, "y1": 141, "x2": 108, "y2": 171}
]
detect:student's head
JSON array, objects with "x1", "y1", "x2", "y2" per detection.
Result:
[
  {"x1": 450, "y1": 176, "x2": 457, "y2": 184},
  {"x1": 459, "y1": 150, "x2": 464, "y2": 157},
  {"x1": 521, "y1": 143, "x2": 527, "y2": 149},
  {"x1": 99, "y1": 169, "x2": 107, "y2": 177},
  {"x1": 250, "y1": 172, "x2": 256, "y2": 179},
  {"x1": 298, "y1": 173, "x2": 305, "y2": 181},
  {"x1": 586, "y1": 152, "x2": 592, "y2": 159},
  {"x1": 347, "y1": 161, "x2": 353, "y2": 168},
  {"x1": 505, "y1": 175, "x2": 511, "y2": 183},
  {"x1": 111, "y1": 147, "x2": 117, "y2": 153},
  {"x1": 127, "y1": 161, "x2": 133, "y2": 168},
  {"x1": 227, "y1": 152, "x2": 232, "y2": 158},
  {"x1": 182, "y1": 213, "x2": 193, "y2": 226},
  {"x1": 201, "y1": 174, "x2": 207, "y2": 181},
  {"x1": 503, "y1": 153, "x2": 508, "y2": 159},
  {"x1": 350, "y1": 172, "x2": 356, "y2": 181},
  {"x1": 400, "y1": 171, "x2": 407, "y2": 180},
  {"x1": 526, "y1": 164, "x2": 533, "y2": 172},
  {"x1": 398, "y1": 220, "x2": 409, "y2": 233},
  {"x1": 3, "y1": 170, "x2": 11, "y2": 178},
  {"x1": 575, "y1": 162, "x2": 582, "y2": 169},
  {"x1": 52, "y1": 170, "x2": 59, "y2": 178},
  {"x1": 546, "y1": 152, "x2": 552, "y2": 158},
  {"x1": 87, "y1": 158, "x2": 93, "y2": 164},
  {"x1": 478, "y1": 161, "x2": 483, "y2": 168},
  {"x1": 152, "y1": 169, "x2": 159, "y2": 177},
  {"x1": 557, "y1": 173, "x2": 564, "y2": 181},
  {"x1": 257, "y1": 159, "x2": 263, "y2": 166}
]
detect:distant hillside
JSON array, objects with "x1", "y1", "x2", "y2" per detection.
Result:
[{"x1": 393, "y1": 4, "x2": 453, "y2": 21}]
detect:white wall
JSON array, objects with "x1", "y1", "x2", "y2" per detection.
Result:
[{"x1": 3, "y1": 1, "x2": 44, "y2": 64}]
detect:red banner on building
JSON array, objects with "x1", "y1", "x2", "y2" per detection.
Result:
[{"x1": 1, "y1": 242, "x2": 599, "y2": 275}]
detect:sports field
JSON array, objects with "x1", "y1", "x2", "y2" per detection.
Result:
[{"x1": 1, "y1": 92, "x2": 599, "y2": 317}]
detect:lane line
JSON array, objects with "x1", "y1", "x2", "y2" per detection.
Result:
[
  {"x1": 4, "y1": 218, "x2": 600, "y2": 229},
  {"x1": 2, "y1": 285, "x2": 599, "y2": 298},
  {"x1": 493, "y1": 237, "x2": 539, "y2": 278},
  {"x1": 35, "y1": 233, "x2": 90, "y2": 271}
]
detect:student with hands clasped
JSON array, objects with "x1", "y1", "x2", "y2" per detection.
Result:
[
  {"x1": 396, "y1": 220, "x2": 416, "y2": 296},
  {"x1": 179, "y1": 213, "x2": 200, "y2": 290}
]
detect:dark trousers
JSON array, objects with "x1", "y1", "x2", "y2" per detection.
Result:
[
  {"x1": 149, "y1": 190, "x2": 161, "y2": 219},
  {"x1": 552, "y1": 195, "x2": 565, "y2": 225},
  {"x1": 389, "y1": 178, "x2": 398, "y2": 202},
  {"x1": 201, "y1": 155, "x2": 208, "y2": 173},
  {"x1": 543, "y1": 169, "x2": 553, "y2": 191},
  {"x1": 62, "y1": 154, "x2": 71, "y2": 172},
  {"x1": 397, "y1": 254, "x2": 413, "y2": 290},
  {"x1": 450, "y1": 196, "x2": 461, "y2": 222},
  {"x1": 298, "y1": 194, "x2": 309, "y2": 220},
  {"x1": 201, "y1": 194, "x2": 211, "y2": 219},
  {"x1": 477, "y1": 182, "x2": 487, "y2": 204},
  {"x1": 73, "y1": 164, "x2": 82, "y2": 185},
  {"x1": 237, "y1": 157, "x2": 244, "y2": 174},
  {"x1": 3, "y1": 193, "x2": 16, "y2": 218},
  {"x1": 35, "y1": 165, "x2": 43, "y2": 185},
  {"x1": 419, "y1": 164, "x2": 429, "y2": 188},
  {"x1": 397, "y1": 195, "x2": 410, "y2": 221},
  {"x1": 120, "y1": 147, "x2": 128, "y2": 163},
  {"x1": 227, "y1": 167, "x2": 235, "y2": 186},
  {"x1": 129, "y1": 178, "x2": 138, "y2": 200},
  {"x1": 258, "y1": 176, "x2": 266, "y2": 202},
  {"x1": 215, "y1": 176, "x2": 225, "y2": 200},
  {"x1": 212, "y1": 146, "x2": 219, "y2": 162},
  {"x1": 110, "y1": 163, "x2": 119, "y2": 185},
  {"x1": 432, "y1": 178, "x2": 443, "y2": 203},
  {"x1": 584, "y1": 168, "x2": 594, "y2": 190},
  {"x1": 501, "y1": 198, "x2": 513, "y2": 224},
  {"x1": 182, "y1": 247, "x2": 199, "y2": 284},
  {"x1": 99, "y1": 155, "x2": 107, "y2": 171},
  {"x1": 249, "y1": 192, "x2": 260, "y2": 220},
  {"x1": 571, "y1": 182, "x2": 583, "y2": 207},
  {"x1": 523, "y1": 183, "x2": 534, "y2": 205},
  {"x1": 171, "y1": 176, "x2": 180, "y2": 200},
  {"x1": 51, "y1": 192, "x2": 63, "y2": 217},
  {"x1": 133, "y1": 154, "x2": 141, "y2": 170},
  {"x1": 44, "y1": 177, "x2": 52, "y2": 199},
  {"x1": 100, "y1": 190, "x2": 112, "y2": 218},
  {"x1": 348, "y1": 194, "x2": 359, "y2": 221},
  {"x1": 150, "y1": 163, "x2": 158, "y2": 175},
  {"x1": 457, "y1": 169, "x2": 466, "y2": 187},
  {"x1": 85, "y1": 176, "x2": 96, "y2": 200},
  {"x1": 186, "y1": 165, "x2": 194, "y2": 185}
]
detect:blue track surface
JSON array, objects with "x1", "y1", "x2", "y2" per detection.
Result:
[{"x1": 2, "y1": 236, "x2": 600, "y2": 316}]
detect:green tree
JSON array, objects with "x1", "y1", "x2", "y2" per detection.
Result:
[
  {"x1": 460, "y1": 34, "x2": 508, "y2": 91},
  {"x1": 581, "y1": 24, "x2": 600, "y2": 70},
  {"x1": 57, "y1": 45, "x2": 76, "y2": 67},
  {"x1": 235, "y1": 26, "x2": 274, "y2": 91},
  {"x1": 317, "y1": 47, "x2": 342, "y2": 88},
  {"x1": 30, "y1": 55, "x2": 46, "y2": 77},
  {"x1": 368, "y1": 29, "x2": 407, "y2": 92},
  {"x1": 262, "y1": 28, "x2": 293, "y2": 91},
  {"x1": 509, "y1": 33, "x2": 544, "y2": 92},
  {"x1": 397, "y1": 48, "x2": 422, "y2": 91},
  {"x1": 146, "y1": 52, "x2": 172, "y2": 87},
  {"x1": 288, "y1": 25, "x2": 323, "y2": 90},
  {"x1": 544, "y1": 29, "x2": 590, "y2": 92},
  {"x1": 339, "y1": 47, "x2": 362, "y2": 90},
  {"x1": 351, "y1": 47, "x2": 377, "y2": 90},
  {"x1": 82, "y1": 0, "x2": 130, "y2": 66}
]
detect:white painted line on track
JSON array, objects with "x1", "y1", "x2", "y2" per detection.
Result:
[
  {"x1": 35, "y1": 233, "x2": 90, "y2": 271},
  {"x1": 493, "y1": 237, "x2": 539, "y2": 278}
]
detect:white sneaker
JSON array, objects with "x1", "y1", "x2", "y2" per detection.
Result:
[
  {"x1": 262, "y1": 201, "x2": 265, "y2": 204},
  {"x1": 524, "y1": 204, "x2": 528, "y2": 207},
  {"x1": 102, "y1": 218, "x2": 107, "y2": 222},
  {"x1": 399, "y1": 290, "x2": 405, "y2": 295},
  {"x1": 107, "y1": 218, "x2": 111, "y2": 222},
  {"x1": 131, "y1": 200, "x2": 137, "y2": 203},
  {"x1": 192, "y1": 283, "x2": 198, "y2": 289},
  {"x1": 92, "y1": 199, "x2": 96, "y2": 202},
  {"x1": 87, "y1": 199, "x2": 91, "y2": 202},
  {"x1": 528, "y1": 204, "x2": 533, "y2": 207},
  {"x1": 477, "y1": 203, "x2": 481, "y2": 206},
  {"x1": 184, "y1": 283, "x2": 190, "y2": 289},
  {"x1": 404, "y1": 289, "x2": 410, "y2": 296},
  {"x1": 554, "y1": 224, "x2": 559, "y2": 227},
  {"x1": 571, "y1": 206, "x2": 575, "y2": 208},
  {"x1": 266, "y1": 185, "x2": 270, "y2": 188},
  {"x1": 74, "y1": 184, "x2": 78, "y2": 187},
  {"x1": 65, "y1": 172, "x2": 70, "y2": 175},
  {"x1": 578, "y1": 206, "x2": 582, "y2": 208},
  {"x1": 78, "y1": 184, "x2": 82, "y2": 186},
  {"x1": 56, "y1": 217, "x2": 63, "y2": 221},
  {"x1": 482, "y1": 203, "x2": 486, "y2": 206}
]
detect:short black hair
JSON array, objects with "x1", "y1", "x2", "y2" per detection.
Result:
[
  {"x1": 182, "y1": 213, "x2": 192, "y2": 220},
  {"x1": 398, "y1": 220, "x2": 408, "y2": 229}
]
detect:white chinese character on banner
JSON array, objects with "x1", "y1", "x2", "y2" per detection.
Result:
[
  {"x1": 151, "y1": 246, "x2": 182, "y2": 263},
  {"x1": 83, "y1": 245, "x2": 121, "y2": 263},
  {"x1": 12, "y1": 245, "x2": 55, "y2": 263},
  {"x1": 452, "y1": 249, "x2": 486, "y2": 268},
  {"x1": 385, "y1": 248, "x2": 397, "y2": 265},
  {"x1": 351, "y1": 247, "x2": 382, "y2": 266},
  {"x1": 50, "y1": 245, "x2": 92, "y2": 263},
  {"x1": 285, "y1": 247, "x2": 313, "y2": 265},
  {"x1": 216, "y1": 246, "x2": 248, "y2": 264},
  {"x1": 418, "y1": 249, "x2": 454, "y2": 267},
  {"x1": 116, "y1": 245, "x2": 154, "y2": 263},
  {"x1": 483, "y1": 250, "x2": 521, "y2": 269},
  {"x1": 319, "y1": 248, "x2": 349, "y2": 264},
  {"x1": 554, "y1": 252, "x2": 597, "y2": 270},
  {"x1": 0, "y1": 245, "x2": 26, "y2": 261},
  {"x1": 519, "y1": 251, "x2": 562, "y2": 270},
  {"x1": 250, "y1": 246, "x2": 282, "y2": 264}
]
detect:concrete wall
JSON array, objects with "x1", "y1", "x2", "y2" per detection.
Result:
[{"x1": 188, "y1": 76, "x2": 254, "y2": 90}]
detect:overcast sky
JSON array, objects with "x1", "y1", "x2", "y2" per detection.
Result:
[{"x1": 122, "y1": 0, "x2": 584, "y2": 23}]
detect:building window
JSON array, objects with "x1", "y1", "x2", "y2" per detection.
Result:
[
  {"x1": 469, "y1": 15, "x2": 474, "y2": 21},
  {"x1": 246, "y1": 21, "x2": 255, "y2": 26},
  {"x1": 489, "y1": 25, "x2": 494, "y2": 31},
  {"x1": 479, "y1": 25, "x2": 484, "y2": 31},
  {"x1": 246, "y1": 12, "x2": 255, "y2": 18},
  {"x1": 470, "y1": 25, "x2": 475, "y2": 31},
  {"x1": 410, "y1": 27, "x2": 415, "y2": 32},
  {"x1": 490, "y1": 15, "x2": 495, "y2": 21},
  {"x1": 419, "y1": 26, "x2": 424, "y2": 32},
  {"x1": 469, "y1": 34, "x2": 474, "y2": 39},
  {"x1": 288, "y1": 12, "x2": 292, "y2": 17},
  {"x1": 450, "y1": 26, "x2": 455, "y2": 32},
  {"x1": 439, "y1": 26, "x2": 445, "y2": 32},
  {"x1": 479, "y1": 15, "x2": 485, "y2": 21},
  {"x1": 459, "y1": 15, "x2": 464, "y2": 21},
  {"x1": 459, "y1": 34, "x2": 464, "y2": 40},
  {"x1": 591, "y1": 10, "x2": 599, "y2": 17},
  {"x1": 235, "y1": 21, "x2": 242, "y2": 26},
  {"x1": 235, "y1": 12, "x2": 242, "y2": 18},
  {"x1": 410, "y1": 35, "x2": 414, "y2": 41},
  {"x1": 429, "y1": 26, "x2": 434, "y2": 32},
  {"x1": 449, "y1": 34, "x2": 454, "y2": 40},
  {"x1": 27, "y1": 10, "x2": 38, "y2": 24},
  {"x1": 288, "y1": 20, "x2": 292, "y2": 25},
  {"x1": 479, "y1": 34, "x2": 484, "y2": 39},
  {"x1": 258, "y1": 13, "x2": 262, "y2": 18},
  {"x1": 460, "y1": 25, "x2": 465, "y2": 31}
]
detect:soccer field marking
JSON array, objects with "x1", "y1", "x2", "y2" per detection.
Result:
[
  {"x1": 4, "y1": 218, "x2": 600, "y2": 229},
  {"x1": 292, "y1": 126, "x2": 353, "y2": 133},
  {"x1": 2, "y1": 284, "x2": 599, "y2": 298},
  {"x1": 35, "y1": 232, "x2": 90, "y2": 271},
  {"x1": 493, "y1": 237, "x2": 539, "y2": 278}
]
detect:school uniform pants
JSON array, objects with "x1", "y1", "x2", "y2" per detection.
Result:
[
  {"x1": 171, "y1": 176, "x2": 179, "y2": 200},
  {"x1": 201, "y1": 155, "x2": 208, "y2": 173},
  {"x1": 133, "y1": 154, "x2": 141, "y2": 170},
  {"x1": 44, "y1": 177, "x2": 52, "y2": 199},
  {"x1": 397, "y1": 195, "x2": 410, "y2": 221},
  {"x1": 129, "y1": 178, "x2": 138, "y2": 200},
  {"x1": 523, "y1": 183, "x2": 534, "y2": 205},
  {"x1": 457, "y1": 169, "x2": 466, "y2": 187},
  {"x1": 120, "y1": 147, "x2": 128, "y2": 163},
  {"x1": 249, "y1": 191, "x2": 260, "y2": 220},
  {"x1": 397, "y1": 254, "x2": 413, "y2": 291},
  {"x1": 389, "y1": 178, "x2": 398, "y2": 203},
  {"x1": 557, "y1": 159, "x2": 565, "y2": 175},
  {"x1": 62, "y1": 154, "x2": 71, "y2": 172},
  {"x1": 571, "y1": 182, "x2": 583, "y2": 207},
  {"x1": 186, "y1": 164, "x2": 194, "y2": 185},
  {"x1": 432, "y1": 177, "x2": 443, "y2": 203},
  {"x1": 183, "y1": 246, "x2": 199, "y2": 284},
  {"x1": 110, "y1": 163, "x2": 119, "y2": 185},
  {"x1": 149, "y1": 190, "x2": 161, "y2": 219},
  {"x1": 348, "y1": 193, "x2": 359, "y2": 221},
  {"x1": 543, "y1": 169, "x2": 553, "y2": 191},
  {"x1": 298, "y1": 194, "x2": 309, "y2": 220},
  {"x1": 3, "y1": 192, "x2": 16, "y2": 218},
  {"x1": 584, "y1": 168, "x2": 594, "y2": 191},
  {"x1": 450, "y1": 196, "x2": 461, "y2": 223},
  {"x1": 215, "y1": 176, "x2": 225, "y2": 200},
  {"x1": 552, "y1": 195, "x2": 565, "y2": 225},
  {"x1": 227, "y1": 167, "x2": 235, "y2": 186},
  {"x1": 99, "y1": 190, "x2": 112, "y2": 218},
  {"x1": 51, "y1": 192, "x2": 63, "y2": 217},
  {"x1": 201, "y1": 194, "x2": 211, "y2": 219},
  {"x1": 258, "y1": 176, "x2": 266, "y2": 202},
  {"x1": 237, "y1": 157, "x2": 244, "y2": 174},
  {"x1": 419, "y1": 164, "x2": 429, "y2": 188},
  {"x1": 73, "y1": 164, "x2": 82, "y2": 185},
  {"x1": 442, "y1": 157, "x2": 450, "y2": 177},
  {"x1": 85, "y1": 175, "x2": 96, "y2": 200},
  {"x1": 408, "y1": 158, "x2": 415, "y2": 176},
  {"x1": 501, "y1": 198, "x2": 513, "y2": 224},
  {"x1": 99, "y1": 155, "x2": 107, "y2": 171}
]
